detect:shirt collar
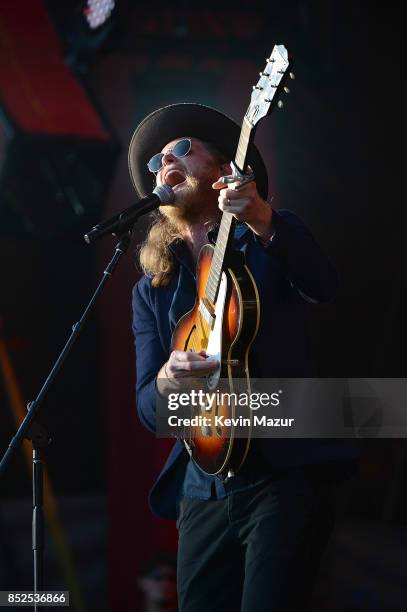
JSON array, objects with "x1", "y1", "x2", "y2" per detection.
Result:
[{"x1": 168, "y1": 222, "x2": 251, "y2": 272}]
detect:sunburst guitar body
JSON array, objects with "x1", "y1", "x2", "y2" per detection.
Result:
[{"x1": 171, "y1": 244, "x2": 260, "y2": 475}]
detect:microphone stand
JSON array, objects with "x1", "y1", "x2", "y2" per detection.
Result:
[{"x1": 0, "y1": 229, "x2": 132, "y2": 609}]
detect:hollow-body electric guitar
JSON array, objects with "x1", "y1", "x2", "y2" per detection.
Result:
[{"x1": 171, "y1": 45, "x2": 293, "y2": 476}]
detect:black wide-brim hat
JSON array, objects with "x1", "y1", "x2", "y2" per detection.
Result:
[{"x1": 128, "y1": 103, "x2": 268, "y2": 199}]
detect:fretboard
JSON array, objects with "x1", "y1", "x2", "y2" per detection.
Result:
[{"x1": 205, "y1": 117, "x2": 255, "y2": 304}]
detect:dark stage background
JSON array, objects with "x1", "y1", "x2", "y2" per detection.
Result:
[{"x1": 0, "y1": 1, "x2": 405, "y2": 611}]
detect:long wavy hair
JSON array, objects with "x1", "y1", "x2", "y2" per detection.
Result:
[{"x1": 137, "y1": 141, "x2": 228, "y2": 287}]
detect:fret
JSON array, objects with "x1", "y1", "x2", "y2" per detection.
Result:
[
  {"x1": 205, "y1": 282, "x2": 216, "y2": 303},
  {"x1": 211, "y1": 263, "x2": 221, "y2": 277},
  {"x1": 207, "y1": 270, "x2": 217, "y2": 284},
  {"x1": 235, "y1": 120, "x2": 252, "y2": 170},
  {"x1": 211, "y1": 268, "x2": 220, "y2": 279},
  {"x1": 206, "y1": 259, "x2": 221, "y2": 302},
  {"x1": 207, "y1": 270, "x2": 218, "y2": 285},
  {"x1": 213, "y1": 248, "x2": 223, "y2": 267},
  {"x1": 235, "y1": 124, "x2": 248, "y2": 170},
  {"x1": 210, "y1": 265, "x2": 220, "y2": 279},
  {"x1": 207, "y1": 285, "x2": 216, "y2": 302},
  {"x1": 206, "y1": 284, "x2": 216, "y2": 299},
  {"x1": 215, "y1": 247, "x2": 224, "y2": 258}
]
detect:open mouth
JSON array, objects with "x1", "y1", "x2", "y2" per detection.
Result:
[{"x1": 163, "y1": 169, "x2": 186, "y2": 188}]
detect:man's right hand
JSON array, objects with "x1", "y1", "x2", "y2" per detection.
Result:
[{"x1": 158, "y1": 350, "x2": 219, "y2": 380}]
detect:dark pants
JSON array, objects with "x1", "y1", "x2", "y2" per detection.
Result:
[{"x1": 176, "y1": 471, "x2": 336, "y2": 612}]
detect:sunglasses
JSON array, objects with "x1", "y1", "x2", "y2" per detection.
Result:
[{"x1": 147, "y1": 138, "x2": 192, "y2": 174}]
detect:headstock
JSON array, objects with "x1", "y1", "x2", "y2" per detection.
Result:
[{"x1": 245, "y1": 44, "x2": 294, "y2": 126}]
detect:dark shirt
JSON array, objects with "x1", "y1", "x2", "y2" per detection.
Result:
[
  {"x1": 132, "y1": 210, "x2": 358, "y2": 519},
  {"x1": 182, "y1": 439, "x2": 273, "y2": 500}
]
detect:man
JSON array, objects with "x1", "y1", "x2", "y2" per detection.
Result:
[{"x1": 129, "y1": 103, "x2": 356, "y2": 611}]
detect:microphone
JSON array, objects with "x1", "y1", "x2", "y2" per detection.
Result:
[{"x1": 84, "y1": 184, "x2": 174, "y2": 244}]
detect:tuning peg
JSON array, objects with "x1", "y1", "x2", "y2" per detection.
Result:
[
  {"x1": 266, "y1": 57, "x2": 275, "y2": 63},
  {"x1": 277, "y1": 100, "x2": 284, "y2": 108},
  {"x1": 283, "y1": 86, "x2": 290, "y2": 94},
  {"x1": 289, "y1": 72, "x2": 295, "y2": 80},
  {"x1": 259, "y1": 71, "x2": 270, "y2": 77},
  {"x1": 252, "y1": 85, "x2": 263, "y2": 91}
]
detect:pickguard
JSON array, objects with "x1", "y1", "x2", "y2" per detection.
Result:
[{"x1": 206, "y1": 271, "x2": 227, "y2": 390}]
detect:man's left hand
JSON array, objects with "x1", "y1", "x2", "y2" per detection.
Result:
[{"x1": 212, "y1": 176, "x2": 274, "y2": 242}]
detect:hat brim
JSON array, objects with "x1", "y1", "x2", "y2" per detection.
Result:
[{"x1": 128, "y1": 103, "x2": 268, "y2": 200}]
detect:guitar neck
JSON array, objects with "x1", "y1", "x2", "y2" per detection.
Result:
[
  {"x1": 205, "y1": 118, "x2": 256, "y2": 304},
  {"x1": 204, "y1": 43, "x2": 292, "y2": 304}
]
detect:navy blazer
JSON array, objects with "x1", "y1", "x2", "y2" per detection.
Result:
[{"x1": 132, "y1": 210, "x2": 357, "y2": 519}]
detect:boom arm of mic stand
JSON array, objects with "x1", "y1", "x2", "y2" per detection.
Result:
[
  {"x1": 0, "y1": 232, "x2": 131, "y2": 475},
  {"x1": 0, "y1": 230, "x2": 132, "y2": 597}
]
